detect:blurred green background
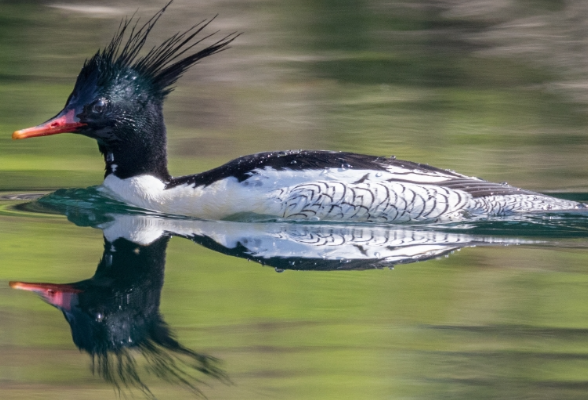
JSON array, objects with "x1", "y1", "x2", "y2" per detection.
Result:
[
  {"x1": 3, "y1": 0, "x2": 588, "y2": 192},
  {"x1": 3, "y1": 0, "x2": 588, "y2": 399}
]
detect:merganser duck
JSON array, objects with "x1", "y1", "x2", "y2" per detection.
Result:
[{"x1": 12, "y1": 3, "x2": 586, "y2": 223}]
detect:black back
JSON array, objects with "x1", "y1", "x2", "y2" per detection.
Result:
[
  {"x1": 167, "y1": 150, "x2": 457, "y2": 188},
  {"x1": 167, "y1": 150, "x2": 539, "y2": 199}
]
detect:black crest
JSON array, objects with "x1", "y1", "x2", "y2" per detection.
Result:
[{"x1": 78, "y1": 0, "x2": 238, "y2": 98}]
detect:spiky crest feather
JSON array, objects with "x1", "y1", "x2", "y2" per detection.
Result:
[{"x1": 78, "y1": 0, "x2": 238, "y2": 98}]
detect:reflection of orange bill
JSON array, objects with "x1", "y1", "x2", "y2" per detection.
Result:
[{"x1": 9, "y1": 281, "x2": 81, "y2": 310}]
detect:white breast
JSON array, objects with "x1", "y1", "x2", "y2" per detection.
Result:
[{"x1": 101, "y1": 174, "x2": 277, "y2": 219}]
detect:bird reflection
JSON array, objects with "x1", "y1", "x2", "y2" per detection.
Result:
[
  {"x1": 10, "y1": 206, "x2": 535, "y2": 397},
  {"x1": 10, "y1": 232, "x2": 227, "y2": 398}
]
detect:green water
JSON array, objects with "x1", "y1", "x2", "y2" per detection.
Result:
[{"x1": 3, "y1": 1, "x2": 588, "y2": 399}]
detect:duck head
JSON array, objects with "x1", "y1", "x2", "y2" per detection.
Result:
[{"x1": 12, "y1": 2, "x2": 237, "y2": 181}]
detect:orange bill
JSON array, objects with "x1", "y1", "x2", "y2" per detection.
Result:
[{"x1": 12, "y1": 109, "x2": 86, "y2": 140}]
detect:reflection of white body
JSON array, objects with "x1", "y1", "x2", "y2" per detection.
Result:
[{"x1": 99, "y1": 215, "x2": 537, "y2": 267}]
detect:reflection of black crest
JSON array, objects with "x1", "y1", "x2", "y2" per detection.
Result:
[
  {"x1": 86, "y1": 318, "x2": 226, "y2": 398},
  {"x1": 76, "y1": 236, "x2": 226, "y2": 397}
]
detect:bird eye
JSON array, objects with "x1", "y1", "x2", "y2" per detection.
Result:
[{"x1": 92, "y1": 99, "x2": 107, "y2": 114}]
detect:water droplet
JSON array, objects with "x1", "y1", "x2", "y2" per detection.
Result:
[
  {"x1": 375, "y1": 172, "x2": 383, "y2": 177},
  {"x1": 309, "y1": 216, "x2": 320, "y2": 221},
  {"x1": 374, "y1": 252, "x2": 381, "y2": 257},
  {"x1": 96, "y1": 313, "x2": 104, "y2": 322},
  {"x1": 290, "y1": 160, "x2": 297, "y2": 165}
]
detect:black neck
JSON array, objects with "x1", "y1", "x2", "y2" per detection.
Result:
[{"x1": 100, "y1": 103, "x2": 171, "y2": 182}]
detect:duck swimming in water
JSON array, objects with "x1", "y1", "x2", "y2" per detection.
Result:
[{"x1": 12, "y1": 3, "x2": 585, "y2": 223}]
